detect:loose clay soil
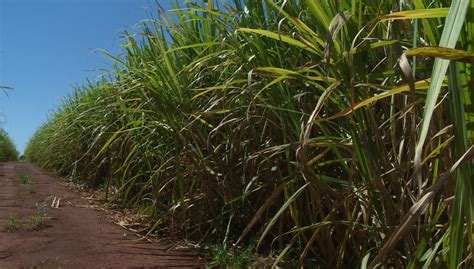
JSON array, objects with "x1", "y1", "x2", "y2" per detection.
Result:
[{"x1": 0, "y1": 162, "x2": 205, "y2": 268}]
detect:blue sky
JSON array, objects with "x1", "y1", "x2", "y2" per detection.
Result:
[{"x1": 0, "y1": 0, "x2": 175, "y2": 154}]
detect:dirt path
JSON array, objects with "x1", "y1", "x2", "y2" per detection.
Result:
[{"x1": 0, "y1": 162, "x2": 205, "y2": 268}]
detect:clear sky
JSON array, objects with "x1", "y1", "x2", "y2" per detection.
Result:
[{"x1": 0, "y1": 0, "x2": 173, "y2": 154}]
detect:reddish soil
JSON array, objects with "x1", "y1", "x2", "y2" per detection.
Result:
[{"x1": 0, "y1": 162, "x2": 205, "y2": 268}]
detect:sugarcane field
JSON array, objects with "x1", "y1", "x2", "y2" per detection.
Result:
[{"x1": 0, "y1": 0, "x2": 473, "y2": 268}]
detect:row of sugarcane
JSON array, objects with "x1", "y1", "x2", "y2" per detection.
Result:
[{"x1": 25, "y1": 0, "x2": 474, "y2": 267}]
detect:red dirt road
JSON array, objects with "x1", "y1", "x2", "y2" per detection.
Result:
[{"x1": 0, "y1": 162, "x2": 205, "y2": 268}]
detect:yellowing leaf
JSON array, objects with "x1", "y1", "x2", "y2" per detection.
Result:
[
  {"x1": 405, "y1": 46, "x2": 474, "y2": 63},
  {"x1": 380, "y1": 8, "x2": 449, "y2": 21}
]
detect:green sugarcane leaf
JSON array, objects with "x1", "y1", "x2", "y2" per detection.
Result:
[
  {"x1": 237, "y1": 28, "x2": 322, "y2": 54},
  {"x1": 414, "y1": 0, "x2": 471, "y2": 193}
]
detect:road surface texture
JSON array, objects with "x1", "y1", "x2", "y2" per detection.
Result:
[{"x1": 0, "y1": 162, "x2": 205, "y2": 268}]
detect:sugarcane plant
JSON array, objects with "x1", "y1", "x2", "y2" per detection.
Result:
[
  {"x1": 25, "y1": 0, "x2": 473, "y2": 267},
  {"x1": 0, "y1": 128, "x2": 19, "y2": 162}
]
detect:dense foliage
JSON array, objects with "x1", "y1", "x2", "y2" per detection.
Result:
[
  {"x1": 25, "y1": 0, "x2": 473, "y2": 267},
  {"x1": 0, "y1": 128, "x2": 19, "y2": 162}
]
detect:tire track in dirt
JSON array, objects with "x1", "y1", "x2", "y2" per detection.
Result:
[{"x1": 0, "y1": 162, "x2": 205, "y2": 268}]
